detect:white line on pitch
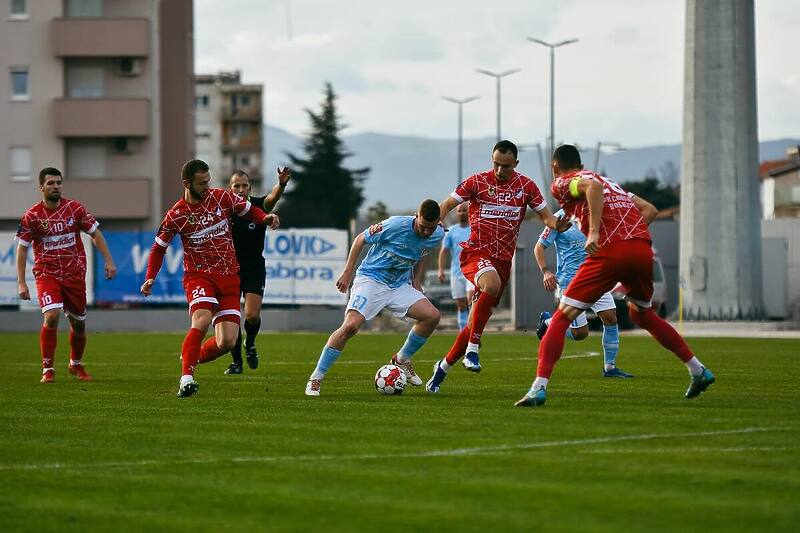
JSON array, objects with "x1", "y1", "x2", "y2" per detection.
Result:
[
  {"x1": 0, "y1": 427, "x2": 792, "y2": 472},
  {"x1": 579, "y1": 447, "x2": 795, "y2": 454}
]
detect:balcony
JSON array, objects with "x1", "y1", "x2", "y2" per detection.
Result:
[
  {"x1": 51, "y1": 18, "x2": 150, "y2": 57},
  {"x1": 68, "y1": 178, "x2": 151, "y2": 219},
  {"x1": 54, "y1": 99, "x2": 150, "y2": 137},
  {"x1": 221, "y1": 107, "x2": 262, "y2": 122}
]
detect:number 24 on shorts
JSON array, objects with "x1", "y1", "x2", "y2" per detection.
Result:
[{"x1": 191, "y1": 287, "x2": 207, "y2": 299}]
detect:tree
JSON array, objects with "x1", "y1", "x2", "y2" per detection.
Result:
[
  {"x1": 366, "y1": 201, "x2": 389, "y2": 224},
  {"x1": 276, "y1": 83, "x2": 369, "y2": 229},
  {"x1": 623, "y1": 176, "x2": 680, "y2": 210}
]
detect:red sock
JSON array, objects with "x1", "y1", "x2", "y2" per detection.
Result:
[
  {"x1": 40, "y1": 326, "x2": 57, "y2": 370},
  {"x1": 199, "y1": 337, "x2": 223, "y2": 364},
  {"x1": 468, "y1": 292, "x2": 498, "y2": 345},
  {"x1": 181, "y1": 328, "x2": 205, "y2": 375},
  {"x1": 629, "y1": 306, "x2": 693, "y2": 362},
  {"x1": 445, "y1": 326, "x2": 472, "y2": 365},
  {"x1": 536, "y1": 309, "x2": 571, "y2": 379},
  {"x1": 69, "y1": 331, "x2": 86, "y2": 364}
]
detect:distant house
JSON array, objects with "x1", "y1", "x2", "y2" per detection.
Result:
[{"x1": 760, "y1": 146, "x2": 800, "y2": 219}]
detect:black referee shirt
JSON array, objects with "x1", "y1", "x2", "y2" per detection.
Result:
[{"x1": 232, "y1": 195, "x2": 268, "y2": 271}]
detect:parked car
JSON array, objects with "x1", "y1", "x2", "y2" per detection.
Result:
[{"x1": 422, "y1": 270, "x2": 453, "y2": 311}]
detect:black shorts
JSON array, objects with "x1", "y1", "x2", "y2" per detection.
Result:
[{"x1": 238, "y1": 265, "x2": 266, "y2": 296}]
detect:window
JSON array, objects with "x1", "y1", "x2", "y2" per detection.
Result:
[
  {"x1": 66, "y1": 0, "x2": 101, "y2": 17},
  {"x1": 10, "y1": 67, "x2": 29, "y2": 100},
  {"x1": 66, "y1": 140, "x2": 106, "y2": 178},
  {"x1": 10, "y1": 0, "x2": 28, "y2": 19},
  {"x1": 66, "y1": 64, "x2": 104, "y2": 98},
  {"x1": 10, "y1": 146, "x2": 32, "y2": 181},
  {"x1": 240, "y1": 95, "x2": 251, "y2": 106}
]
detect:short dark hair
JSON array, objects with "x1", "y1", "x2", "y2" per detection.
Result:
[
  {"x1": 553, "y1": 144, "x2": 582, "y2": 170},
  {"x1": 492, "y1": 140, "x2": 518, "y2": 160},
  {"x1": 38, "y1": 167, "x2": 62, "y2": 186},
  {"x1": 418, "y1": 199, "x2": 440, "y2": 222},
  {"x1": 181, "y1": 159, "x2": 210, "y2": 183},
  {"x1": 230, "y1": 169, "x2": 250, "y2": 181}
]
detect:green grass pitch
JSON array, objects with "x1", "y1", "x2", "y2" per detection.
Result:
[{"x1": 0, "y1": 331, "x2": 798, "y2": 532}]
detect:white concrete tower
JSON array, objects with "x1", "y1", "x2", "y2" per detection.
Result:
[{"x1": 680, "y1": 0, "x2": 763, "y2": 319}]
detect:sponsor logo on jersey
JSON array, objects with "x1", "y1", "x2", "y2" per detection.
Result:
[
  {"x1": 188, "y1": 218, "x2": 229, "y2": 243},
  {"x1": 41, "y1": 233, "x2": 76, "y2": 251},
  {"x1": 368, "y1": 223, "x2": 383, "y2": 236},
  {"x1": 248, "y1": 222, "x2": 256, "y2": 230},
  {"x1": 479, "y1": 204, "x2": 522, "y2": 220}
]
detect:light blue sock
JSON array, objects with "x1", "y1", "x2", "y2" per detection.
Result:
[
  {"x1": 397, "y1": 330, "x2": 427, "y2": 361},
  {"x1": 457, "y1": 308, "x2": 468, "y2": 330},
  {"x1": 602, "y1": 325, "x2": 620, "y2": 367},
  {"x1": 311, "y1": 346, "x2": 342, "y2": 379},
  {"x1": 565, "y1": 328, "x2": 575, "y2": 340}
]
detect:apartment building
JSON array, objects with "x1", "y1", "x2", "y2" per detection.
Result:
[
  {"x1": 0, "y1": 0, "x2": 193, "y2": 231},
  {"x1": 195, "y1": 71, "x2": 263, "y2": 191}
]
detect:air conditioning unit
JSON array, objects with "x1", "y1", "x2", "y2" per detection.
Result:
[
  {"x1": 112, "y1": 137, "x2": 140, "y2": 155},
  {"x1": 116, "y1": 58, "x2": 143, "y2": 77}
]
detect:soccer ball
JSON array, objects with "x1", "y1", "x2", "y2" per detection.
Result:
[{"x1": 374, "y1": 364, "x2": 407, "y2": 395}]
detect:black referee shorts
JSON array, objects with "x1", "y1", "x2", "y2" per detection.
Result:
[{"x1": 238, "y1": 265, "x2": 266, "y2": 297}]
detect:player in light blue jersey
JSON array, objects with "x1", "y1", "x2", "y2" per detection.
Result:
[
  {"x1": 305, "y1": 199, "x2": 445, "y2": 396},
  {"x1": 533, "y1": 209, "x2": 633, "y2": 378},
  {"x1": 437, "y1": 202, "x2": 474, "y2": 330}
]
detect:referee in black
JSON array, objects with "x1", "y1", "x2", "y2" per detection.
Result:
[{"x1": 225, "y1": 166, "x2": 291, "y2": 374}]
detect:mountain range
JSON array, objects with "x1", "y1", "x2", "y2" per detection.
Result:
[{"x1": 263, "y1": 124, "x2": 799, "y2": 213}]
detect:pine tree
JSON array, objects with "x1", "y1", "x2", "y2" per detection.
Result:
[{"x1": 276, "y1": 83, "x2": 369, "y2": 229}]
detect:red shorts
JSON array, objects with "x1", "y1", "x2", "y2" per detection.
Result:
[
  {"x1": 35, "y1": 277, "x2": 87, "y2": 320},
  {"x1": 183, "y1": 272, "x2": 241, "y2": 325},
  {"x1": 562, "y1": 238, "x2": 654, "y2": 309},
  {"x1": 460, "y1": 249, "x2": 512, "y2": 300}
]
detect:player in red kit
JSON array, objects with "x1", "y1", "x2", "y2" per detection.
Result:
[
  {"x1": 516, "y1": 145, "x2": 715, "y2": 407},
  {"x1": 426, "y1": 140, "x2": 568, "y2": 393},
  {"x1": 16, "y1": 167, "x2": 117, "y2": 383},
  {"x1": 140, "y1": 160, "x2": 279, "y2": 397}
]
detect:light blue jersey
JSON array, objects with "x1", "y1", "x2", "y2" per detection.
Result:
[
  {"x1": 442, "y1": 223, "x2": 471, "y2": 276},
  {"x1": 538, "y1": 209, "x2": 587, "y2": 288},
  {"x1": 357, "y1": 216, "x2": 445, "y2": 289}
]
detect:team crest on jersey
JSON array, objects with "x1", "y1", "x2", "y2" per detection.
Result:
[
  {"x1": 515, "y1": 189, "x2": 523, "y2": 199},
  {"x1": 41, "y1": 220, "x2": 49, "y2": 230},
  {"x1": 368, "y1": 223, "x2": 383, "y2": 235},
  {"x1": 67, "y1": 217, "x2": 74, "y2": 226},
  {"x1": 215, "y1": 207, "x2": 222, "y2": 217},
  {"x1": 487, "y1": 187, "x2": 496, "y2": 198},
  {"x1": 188, "y1": 215, "x2": 196, "y2": 225}
]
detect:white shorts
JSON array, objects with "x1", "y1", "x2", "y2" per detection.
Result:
[
  {"x1": 347, "y1": 276, "x2": 427, "y2": 321},
  {"x1": 450, "y1": 271, "x2": 475, "y2": 300},
  {"x1": 556, "y1": 287, "x2": 616, "y2": 329}
]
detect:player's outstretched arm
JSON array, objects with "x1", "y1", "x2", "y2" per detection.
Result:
[
  {"x1": 90, "y1": 228, "x2": 117, "y2": 280},
  {"x1": 336, "y1": 233, "x2": 366, "y2": 293},
  {"x1": 533, "y1": 242, "x2": 557, "y2": 292},
  {"x1": 16, "y1": 244, "x2": 30, "y2": 300},
  {"x1": 631, "y1": 194, "x2": 658, "y2": 225},
  {"x1": 437, "y1": 243, "x2": 448, "y2": 283},
  {"x1": 576, "y1": 179, "x2": 604, "y2": 255},
  {"x1": 263, "y1": 166, "x2": 291, "y2": 211},
  {"x1": 438, "y1": 196, "x2": 459, "y2": 223},
  {"x1": 536, "y1": 206, "x2": 571, "y2": 233},
  {"x1": 242, "y1": 204, "x2": 280, "y2": 229}
]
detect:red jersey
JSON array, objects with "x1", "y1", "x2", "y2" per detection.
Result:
[
  {"x1": 551, "y1": 170, "x2": 651, "y2": 246},
  {"x1": 154, "y1": 188, "x2": 251, "y2": 276},
  {"x1": 452, "y1": 170, "x2": 547, "y2": 261},
  {"x1": 16, "y1": 198, "x2": 99, "y2": 282}
]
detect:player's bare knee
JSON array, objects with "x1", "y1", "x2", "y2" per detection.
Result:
[
  {"x1": 425, "y1": 307, "x2": 441, "y2": 326},
  {"x1": 599, "y1": 310, "x2": 617, "y2": 326},
  {"x1": 70, "y1": 320, "x2": 86, "y2": 336},
  {"x1": 245, "y1": 311, "x2": 260, "y2": 322},
  {"x1": 340, "y1": 321, "x2": 361, "y2": 339},
  {"x1": 218, "y1": 337, "x2": 236, "y2": 352},
  {"x1": 43, "y1": 311, "x2": 59, "y2": 329},
  {"x1": 572, "y1": 328, "x2": 589, "y2": 340}
]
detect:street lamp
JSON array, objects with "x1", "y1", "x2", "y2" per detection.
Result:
[
  {"x1": 442, "y1": 95, "x2": 480, "y2": 187},
  {"x1": 475, "y1": 68, "x2": 521, "y2": 141},
  {"x1": 527, "y1": 37, "x2": 579, "y2": 164},
  {"x1": 593, "y1": 141, "x2": 625, "y2": 172}
]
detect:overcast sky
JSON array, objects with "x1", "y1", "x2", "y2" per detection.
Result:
[{"x1": 195, "y1": 0, "x2": 798, "y2": 148}]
